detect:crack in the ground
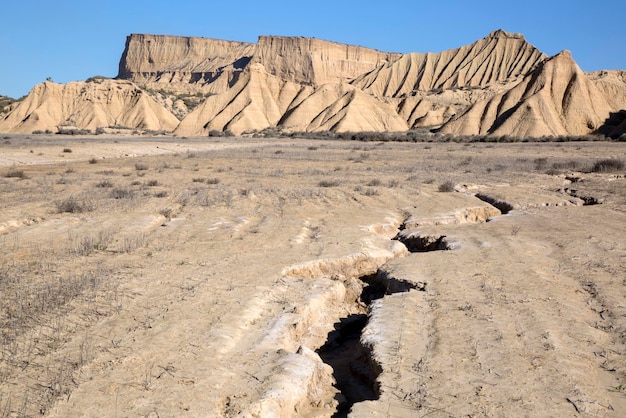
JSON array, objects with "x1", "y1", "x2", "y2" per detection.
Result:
[
  {"x1": 317, "y1": 271, "x2": 419, "y2": 417},
  {"x1": 392, "y1": 231, "x2": 451, "y2": 253},
  {"x1": 474, "y1": 193, "x2": 514, "y2": 214},
  {"x1": 558, "y1": 187, "x2": 602, "y2": 205}
]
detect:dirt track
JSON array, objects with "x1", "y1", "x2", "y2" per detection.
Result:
[{"x1": 0, "y1": 135, "x2": 625, "y2": 417}]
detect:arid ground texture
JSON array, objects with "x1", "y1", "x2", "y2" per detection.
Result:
[{"x1": 0, "y1": 134, "x2": 624, "y2": 417}]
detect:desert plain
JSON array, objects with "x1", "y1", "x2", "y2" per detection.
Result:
[{"x1": 0, "y1": 134, "x2": 624, "y2": 417}]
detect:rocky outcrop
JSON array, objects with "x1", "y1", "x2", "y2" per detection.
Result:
[
  {"x1": 252, "y1": 36, "x2": 402, "y2": 86},
  {"x1": 438, "y1": 51, "x2": 616, "y2": 137},
  {"x1": 0, "y1": 79, "x2": 180, "y2": 133},
  {"x1": 117, "y1": 34, "x2": 256, "y2": 94},
  {"x1": 351, "y1": 30, "x2": 546, "y2": 98}
]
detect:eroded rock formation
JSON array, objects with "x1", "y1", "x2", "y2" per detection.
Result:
[
  {"x1": 0, "y1": 79, "x2": 179, "y2": 134},
  {"x1": 3, "y1": 30, "x2": 625, "y2": 137}
]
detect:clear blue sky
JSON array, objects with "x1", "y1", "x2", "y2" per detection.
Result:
[{"x1": 1, "y1": 0, "x2": 623, "y2": 98}]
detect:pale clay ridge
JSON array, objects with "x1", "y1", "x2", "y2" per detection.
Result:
[
  {"x1": 439, "y1": 50, "x2": 616, "y2": 137},
  {"x1": 175, "y1": 65, "x2": 409, "y2": 135},
  {"x1": 2, "y1": 30, "x2": 626, "y2": 137},
  {"x1": 351, "y1": 29, "x2": 547, "y2": 97},
  {"x1": 0, "y1": 79, "x2": 180, "y2": 133}
]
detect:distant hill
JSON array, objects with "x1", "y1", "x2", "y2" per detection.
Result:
[{"x1": 2, "y1": 30, "x2": 625, "y2": 137}]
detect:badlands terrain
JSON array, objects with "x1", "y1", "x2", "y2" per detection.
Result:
[
  {"x1": 0, "y1": 134, "x2": 624, "y2": 417},
  {"x1": 1, "y1": 28, "x2": 626, "y2": 417},
  {"x1": 1, "y1": 30, "x2": 625, "y2": 138}
]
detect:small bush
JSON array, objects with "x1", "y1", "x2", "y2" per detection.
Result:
[
  {"x1": 135, "y1": 163, "x2": 149, "y2": 171},
  {"x1": 63, "y1": 148, "x2": 72, "y2": 153},
  {"x1": 95, "y1": 179, "x2": 114, "y2": 188},
  {"x1": 366, "y1": 179, "x2": 382, "y2": 187},
  {"x1": 145, "y1": 179, "x2": 160, "y2": 187},
  {"x1": 590, "y1": 159, "x2": 624, "y2": 173},
  {"x1": 206, "y1": 178, "x2": 221, "y2": 185},
  {"x1": 534, "y1": 158, "x2": 548, "y2": 171},
  {"x1": 438, "y1": 181, "x2": 456, "y2": 192},
  {"x1": 57, "y1": 128, "x2": 91, "y2": 135},
  {"x1": 5, "y1": 167, "x2": 26, "y2": 178},
  {"x1": 88, "y1": 158, "x2": 98, "y2": 164},
  {"x1": 109, "y1": 187, "x2": 135, "y2": 199},
  {"x1": 318, "y1": 179, "x2": 340, "y2": 187},
  {"x1": 56, "y1": 195, "x2": 95, "y2": 213}
]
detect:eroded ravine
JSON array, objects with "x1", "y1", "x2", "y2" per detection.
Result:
[{"x1": 316, "y1": 272, "x2": 420, "y2": 417}]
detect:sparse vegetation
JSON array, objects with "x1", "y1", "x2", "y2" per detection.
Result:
[
  {"x1": 109, "y1": 187, "x2": 135, "y2": 199},
  {"x1": 135, "y1": 163, "x2": 149, "y2": 171},
  {"x1": 56, "y1": 195, "x2": 96, "y2": 213},
  {"x1": 318, "y1": 179, "x2": 340, "y2": 187},
  {"x1": 438, "y1": 181, "x2": 456, "y2": 192},
  {"x1": 57, "y1": 128, "x2": 91, "y2": 135},
  {"x1": 4, "y1": 167, "x2": 26, "y2": 178},
  {"x1": 1, "y1": 136, "x2": 625, "y2": 417},
  {"x1": 589, "y1": 158, "x2": 624, "y2": 173},
  {"x1": 95, "y1": 179, "x2": 114, "y2": 188}
]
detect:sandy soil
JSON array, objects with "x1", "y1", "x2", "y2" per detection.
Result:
[{"x1": 0, "y1": 134, "x2": 624, "y2": 417}]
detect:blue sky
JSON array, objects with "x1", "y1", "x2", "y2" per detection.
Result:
[{"x1": 1, "y1": 0, "x2": 623, "y2": 98}]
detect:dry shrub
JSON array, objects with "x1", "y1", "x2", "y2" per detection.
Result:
[
  {"x1": 438, "y1": 181, "x2": 455, "y2": 192},
  {"x1": 56, "y1": 195, "x2": 96, "y2": 213},
  {"x1": 4, "y1": 167, "x2": 26, "y2": 178},
  {"x1": 590, "y1": 159, "x2": 624, "y2": 173},
  {"x1": 109, "y1": 187, "x2": 135, "y2": 199},
  {"x1": 318, "y1": 179, "x2": 340, "y2": 187}
]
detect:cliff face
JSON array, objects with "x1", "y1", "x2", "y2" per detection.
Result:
[
  {"x1": 117, "y1": 34, "x2": 256, "y2": 93},
  {"x1": 251, "y1": 36, "x2": 402, "y2": 86},
  {"x1": 118, "y1": 34, "x2": 402, "y2": 94}
]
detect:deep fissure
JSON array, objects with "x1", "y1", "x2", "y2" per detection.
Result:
[
  {"x1": 393, "y1": 232, "x2": 451, "y2": 253},
  {"x1": 474, "y1": 193, "x2": 514, "y2": 214},
  {"x1": 316, "y1": 272, "x2": 418, "y2": 417}
]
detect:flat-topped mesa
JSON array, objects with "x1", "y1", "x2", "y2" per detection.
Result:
[
  {"x1": 117, "y1": 34, "x2": 256, "y2": 93},
  {"x1": 251, "y1": 36, "x2": 403, "y2": 86}
]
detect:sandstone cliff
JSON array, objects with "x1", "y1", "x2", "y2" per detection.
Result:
[
  {"x1": 438, "y1": 51, "x2": 615, "y2": 137},
  {"x1": 252, "y1": 36, "x2": 402, "y2": 86},
  {"x1": 0, "y1": 79, "x2": 179, "y2": 133},
  {"x1": 351, "y1": 30, "x2": 546, "y2": 98},
  {"x1": 118, "y1": 34, "x2": 256, "y2": 94}
]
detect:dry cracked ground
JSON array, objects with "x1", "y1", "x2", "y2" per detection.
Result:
[{"x1": 0, "y1": 135, "x2": 625, "y2": 417}]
